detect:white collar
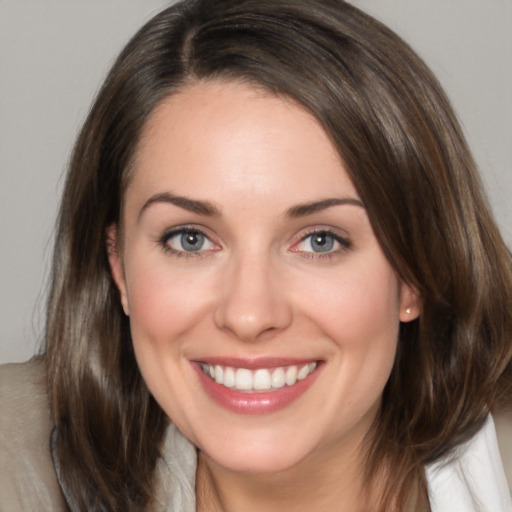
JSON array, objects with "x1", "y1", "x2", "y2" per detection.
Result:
[
  {"x1": 153, "y1": 415, "x2": 512, "y2": 511},
  {"x1": 426, "y1": 415, "x2": 511, "y2": 511}
]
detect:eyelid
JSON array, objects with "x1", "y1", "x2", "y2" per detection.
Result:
[
  {"x1": 158, "y1": 224, "x2": 221, "y2": 256},
  {"x1": 290, "y1": 227, "x2": 351, "y2": 256}
]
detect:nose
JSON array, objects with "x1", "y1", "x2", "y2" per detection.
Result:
[{"x1": 214, "y1": 252, "x2": 293, "y2": 342}]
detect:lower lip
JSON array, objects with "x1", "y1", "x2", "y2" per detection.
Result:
[{"x1": 193, "y1": 363, "x2": 321, "y2": 415}]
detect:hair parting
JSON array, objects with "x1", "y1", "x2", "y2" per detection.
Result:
[{"x1": 44, "y1": 1, "x2": 512, "y2": 510}]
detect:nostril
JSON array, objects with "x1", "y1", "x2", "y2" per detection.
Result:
[{"x1": 213, "y1": 264, "x2": 293, "y2": 341}]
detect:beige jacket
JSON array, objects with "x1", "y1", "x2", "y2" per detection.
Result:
[
  {"x1": 1, "y1": 358, "x2": 511, "y2": 511},
  {"x1": 0, "y1": 359, "x2": 197, "y2": 511}
]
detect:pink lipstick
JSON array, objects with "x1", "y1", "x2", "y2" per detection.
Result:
[{"x1": 193, "y1": 358, "x2": 321, "y2": 415}]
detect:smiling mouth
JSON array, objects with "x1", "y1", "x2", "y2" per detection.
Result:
[{"x1": 199, "y1": 362, "x2": 318, "y2": 393}]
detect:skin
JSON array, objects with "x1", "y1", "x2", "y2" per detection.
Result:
[{"x1": 108, "y1": 80, "x2": 419, "y2": 511}]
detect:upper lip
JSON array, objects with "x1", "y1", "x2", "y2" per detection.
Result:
[{"x1": 192, "y1": 356, "x2": 320, "y2": 369}]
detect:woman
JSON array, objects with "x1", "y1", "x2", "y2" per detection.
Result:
[{"x1": 1, "y1": 0, "x2": 511, "y2": 510}]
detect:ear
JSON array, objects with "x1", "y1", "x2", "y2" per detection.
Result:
[
  {"x1": 399, "y1": 281, "x2": 420, "y2": 323},
  {"x1": 106, "y1": 223, "x2": 130, "y2": 316}
]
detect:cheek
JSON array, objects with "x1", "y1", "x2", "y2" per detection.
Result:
[
  {"x1": 297, "y1": 261, "x2": 401, "y2": 346},
  {"x1": 122, "y1": 260, "x2": 216, "y2": 420},
  {"x1": 124, "y1": 258, "x2": 216, "y2": 347},
  {"x1": 302, "y1": 267, "x2": 401, "y2": 425},
  {"x1": 294, "y1": 260, "x2": 401, "y2": 404}
]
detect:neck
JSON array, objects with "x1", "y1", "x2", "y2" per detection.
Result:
[{"x1": 195, "y1": 439, "x2": 372, "y2": 512}]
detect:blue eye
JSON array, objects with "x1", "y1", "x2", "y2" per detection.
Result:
[
  {"x1": 309, "y1": 232, "x2": 335, "y2": 252},
  {"x1": 295, "y1": 230, "x2": 350, "y2": 255},
  {"x1": 179, "y1": 231, "x2": 206, "y2": 251},
  {"x1": 162, "y1": 228, "x2": 215, "y2": 254}
]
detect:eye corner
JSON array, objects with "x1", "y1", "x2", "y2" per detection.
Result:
[
  {"x1": 158, "y1": 225, "x2": 221, "y2": 258},
  {"x1": 289, "y1": 227, "x2": 352, "y2": 259}
]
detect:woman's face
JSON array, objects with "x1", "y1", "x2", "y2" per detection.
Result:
[{"x1": 109, "y1": 80, "x2": 419, "y2": 474}]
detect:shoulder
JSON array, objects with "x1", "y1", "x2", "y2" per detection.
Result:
[
  {"x1": 0, "y1": 357, "x2": 67, "y2": 511},
  {"x1": 494, "y1": 406, "x2": 512, "y2": 493},
  {"x1": 0, "y1": 357, "x2": 50, "y2": 443},
  {"x1": 426, "y1": 415, "x2": 511, "y2": 510}
]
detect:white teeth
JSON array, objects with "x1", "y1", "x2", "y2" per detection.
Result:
[
  {"x1": 271, "y1": 367, "x2": 286, "y2": 389},
  {"x1": 235, "y1": 368, "x2": 253, "y2": 390},
  {"x1": 285, "y1": 365, "x2": 297, "y2": 386},
  {"x1": 224, "y1": 366, "x2": 235, "y2": 388},
  {"x1": 297, "y1": 364, "x2": 310, "y2": 380},
  {"x1": 253, "y1": 369, "x2": 271, "y2": 390},
  {"x1": 214, "y1": 365, "x2": 223, "y2": 384},
  {"x1": 201, "y1": 361, "x2": 318, "y2": 392}
]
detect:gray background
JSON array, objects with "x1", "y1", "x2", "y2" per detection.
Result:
[{"x1": 1, "y1": 1, "x2": 511, "y2": 364}]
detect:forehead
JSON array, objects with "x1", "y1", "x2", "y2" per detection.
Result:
[{"x1": 127, "y1": 80, "x2": 358, "y2": 207}]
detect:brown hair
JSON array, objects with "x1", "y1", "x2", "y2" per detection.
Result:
[{"x1": 45, "y1": 0, "x2": 512, "y2": 509}]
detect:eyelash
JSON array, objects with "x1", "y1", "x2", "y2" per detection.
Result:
[
  {"x1": 158, "y1": 226, "x2": 218, "y2": 259},
  {"x1": 158, "y1": 226, "x2": 351, "y2": 260},
  {"x1": 291, "y1": 228, "x2": 351, "y2": 260}
]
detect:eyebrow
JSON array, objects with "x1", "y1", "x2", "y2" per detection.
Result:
[
  {"x1": 285, "y1": 197, "x2": 365, "y2": 218},
  {"x1": 139, "y1": 193, "x2": 364, "y2": 221},
  {"x1": 139, "y1": 192, "x2": 221, "y2": 219}
]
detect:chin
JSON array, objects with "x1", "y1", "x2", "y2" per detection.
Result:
[
  {"x1": 194, "y1": 423, "x2": 324, "y2": 475},
  {"x1": 203, "y1": 446, "x2": 308, "y2": 475}
]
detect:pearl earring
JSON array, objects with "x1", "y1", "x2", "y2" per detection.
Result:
[{"x1": 405, "y1": 307, "x2": 412, "y2": 315}]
